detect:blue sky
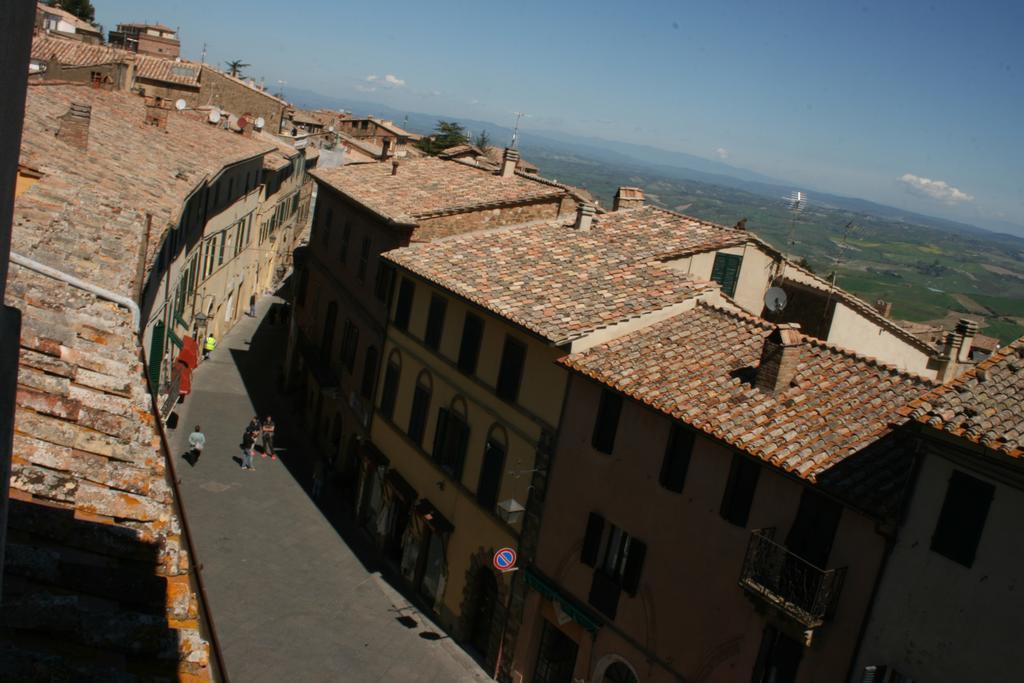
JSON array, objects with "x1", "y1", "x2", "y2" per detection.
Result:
[{"x1": 96, "y1": 0, "x2": 1024, "y2": 234}]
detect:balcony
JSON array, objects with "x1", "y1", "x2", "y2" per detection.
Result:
[{"x1": 738, "y1": 528, "x2": 846, "y2": 628}]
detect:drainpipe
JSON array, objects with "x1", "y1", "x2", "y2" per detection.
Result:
[{"x1": 9, "y1": 251, "x2": 141, "y2": 328}]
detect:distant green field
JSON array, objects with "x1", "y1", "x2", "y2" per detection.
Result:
[
  {"x1": 969, "y1": 294, "x2": 1024, "y2": 318},
  {"x1": 981, "y1": 319, "x2": 1024, "y2": 344}
]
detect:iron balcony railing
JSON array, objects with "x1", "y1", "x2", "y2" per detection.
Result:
[{"x1": 738, "y1": 528, "x2": 846, "y2": 628}]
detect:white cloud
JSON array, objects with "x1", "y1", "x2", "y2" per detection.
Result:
[
  {"x1": 384, "y1": 74, "x2": 405, "y2": 87},
  {"x1": 364, "y1": 73, "x2": 405, "y2": 88},
  {"x1": 716, "y1": 147, "x2": 729, "y2": 160},
  {"x1": 899, "y1": 173, "x2": 974, "y2": 204},
  {"x1": 365, "y1": 74, "x2": 378, "y2": 82}
]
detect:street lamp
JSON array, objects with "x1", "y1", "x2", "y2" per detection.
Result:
[{"x1": 496, "y1": 498, "x2": 525, "y2": 525}]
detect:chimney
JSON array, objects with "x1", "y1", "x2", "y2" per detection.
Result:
[
  {"x1": 574, "y1": 203, "x2": 596, "y2": 232},
  {"x1": 144, "y1": 104, "x2": 168, "y2": 128},
  {"x1": 874, "y1": 299, "x2": 893, "y2": 318},
  {"x1": 613, "y1": 186, "x2": 645, "y2": 211},
  {"x1": 733, "y1": 218, "x2": 748, "y2": 231},
  {"x1": 391, "y1": 159, "x2": 400, "y2": 176},
  {"x1": 501, "y1": 147, "x2": 520, "y2": 178},
  {"x1": 57, "y1": 103, "x2": 91, "y2": 151},
  {"x1": 936, "y1": 331, "x2": 963, "y2": 382},
  {"x1": 755, "y1": 323, "x2": 804, "y2": 393},
  {"x1": 955, "y1": 318, "x2": 979, "y2": 363}
]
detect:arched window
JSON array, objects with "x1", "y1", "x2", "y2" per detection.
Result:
[
  {"x1": 597, "y1": 658, "x2": 639, "y2": 683},
  {"x1": 379, "y1": 350, "x2": 402, "y2": 420},
  {"x1": 341, "y1": 319, "x2": 360, "y2": 372},
  {"x1": 434, "y1": 395, "x2": 470, "y2": 482},
  {"x1": 361, "y1": 346, "x2": 379, "y2": 400},
  {"x1": 477, "y1": 424, "x2": 508, "y2": 511},
  {"x1": 407, "y1": 370, "x2": 432, "y2": 446}
]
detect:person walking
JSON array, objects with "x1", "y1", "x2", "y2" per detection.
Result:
[
  {"x1": 241, "y1": 426, "x2": 256, "y2": 471},
  {"x1": 261, "y1": 416, "x2": 276, "y2": 459},
  {"x1": 186, "y1": 425, "x2": 205, "y2": 465},
  {"x1": 203, "y1": 333, "x2": 217, "y2": 360},
  {"x1": 248, "y1": 294, "x2": 256, "y2": 317}
]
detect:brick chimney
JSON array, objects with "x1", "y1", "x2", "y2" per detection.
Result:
[
  {"x1": 574, "y1": 203, "x2": 596, "y2": 232},
  {"x1": 756, "y1": 323, "x2": 804, "y2": 393},
  {"x1": 391, "y1": 159, "x2": 400, "y2": 176},
  {"x1": 874, "y1": 299, "x2": 893, "y2": 318},
  {"x1": 936, "y1": 331, "x2": 963, "y2": 383},
  {"x1": 57, "y1": 103, "x2": 91, "y2": 151},
  {"x1": 613, "y1": 186, "x2": 645, "y2": 211},
  {"x1": 955, "y1": 318, "x2": 979, "y2": 363},
  {"x1": 144, "y1": 105, "x2": 169, "y2": 128},
  {"x1": 501, "y1": 147, "x2": 520, "y2": 178}
]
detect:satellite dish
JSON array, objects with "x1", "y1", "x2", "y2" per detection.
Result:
[
  {"x1": 764, "y1": 287, "x2": 788, "y2": 313},
  {"x1": 328, "y1": 125, "x2": 334, "y2": 132},
  {"x1": 255, "y1": 117, "x2": 266, "y2": 130},
  {"x1": 208, "y1": 109, "x2": 221, "y2": 124},
  {"x1": 174, "y1": 98, "x2": 187, "y2": 111}
]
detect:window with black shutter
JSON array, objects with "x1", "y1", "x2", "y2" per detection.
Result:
[
  {"x1": 496, "y1": 336, "x2": 526, "y2": 403},
  {"x1": 457, "y1": 313, "x2": 484, "y2": 375},
  {"x1": 339, "y1": 221, "x2": 351, "y2": 262},
  {"x1": 710, "y1": 252, "x2": 743, "y2": 298},
  {"x1": 476, "y1": 433, "x2": 506, "y2": 511},
  {"x1": 931, "y1": 470, "x2": 994, "y2": 567},
  {"x1": 581, "y1": 512, "x2": 605, "y2": 567},
  {"x1": 357, "y1": 236, "x2": 370, "y2": 281},
  {"x1": 621, "y1": 539, "x2": 646, "y2": 596},
  {"x1": 322, "y1": 207, "x2": 332, "y2": 247},
  {"x1": 407, "y1": 373, "x2": 431, "y2": 446},
  {"x1": 374, "y1": 262, "x2": 392, "y2": 301},
  {"x1": 432, "y1": 407, "x2": 469, "y2": 481},
  {"x1": 340, "y1": 319, "x2": 359, "y2": 373},
  {"x1": 424, "y1": 295, "x2": 447, "y2": 351},
  {"x1": 394, "y1": 278, "x2": 414, "y2": 331},
  {"x1": 591, "y1": 389, "x2": 623, "y2": 454},
  {"x1": 379, "y1": 355, "x2": 401, "y2": 420},
  {"x1": 360, "y1": 346, "x2": 378, "y2": 400},
  {"x1": 659, "y1": 425, "x2": 694, "y2": 493},
  {"x1": 720, "y1": 454, "x2": 760, "y2": 527}
]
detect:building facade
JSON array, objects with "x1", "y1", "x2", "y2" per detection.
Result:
[
  {"x1": 508, "y1": 304, "x2": 928, "y2": 683},
  {"x1": 109, "y1": 22, "x2": 181, "y2": 58},
  {"x1": 854, "y1": 338, "x2": 1024, "y2": 682}
]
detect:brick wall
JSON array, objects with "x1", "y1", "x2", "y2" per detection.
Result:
[
  {"x1": 417, "y1": 197, "x2": 571, "y2": 240},
  {"x1": 199, "y1": 66, "x2": 286, "y2": 133}
]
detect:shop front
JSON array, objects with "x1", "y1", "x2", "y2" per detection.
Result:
[{"x1": 400, "y1": 498, "x2": 454, "y2": 612}]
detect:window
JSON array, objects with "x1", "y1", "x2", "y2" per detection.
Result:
[
  {"x1": 659, "y1": 424, "x2": 694, "y2": 493},
  {"x1": 432, "y1": 401, "x2": 470, "y2": 481},
  {"x1": 477, "y1": 426, "x2": 506, "y2": 511},
  {"x1": 357, "y1": 236, "x2": 370, "y2": 282},
  {"x1": 720, "y1": 454, "x2": 760, "y2": 527},
  {"x1": 217, "y1": 231, "x2": 225, "y2": 265},
  {"x1": 533, "y1": 620, "x2": 580, "y2": 683},
  {"x1": 496, "y1": 336, "x2": 526, "y2": 403},
  {"x1": 424, "y1": 295, "x2": 447, "y2": 351},
  {"x1": 374, "y1": 262, "x2": 392, "y2": 301},
  {"x1": 580, "y1": 513, "x2": 646, "y2": 619},
  {"x1": 591, "y1": 389, "x2": 623, "y2": 454},
  {"x1": 341, "y1": 319, "x2": 359, "y2": 373},
  {"x1": 393, "y1": 277, "x2": 414, "y2": 331},
  {"x1": 321, "y1": 302, "x2": 337, "y2": 361},
  {"x1": 710, "y1": 252, "x2": 743, "y2": 298},
  {"x1": 457, "y1": 313, "x2": 484, "y2": 375},
  {"x1": 931, "y1": 470, "x2": 994, "y2": 567},
  {"x1": 360, "y1": 346, "x2": 378, "y2": 400},
  {"x1": 407, "y1": 372, "x2": 432, "y2": 447},
  {"x1": 322, "y1": 207, "x2": 333, "y2": 247},
  {"x1": 379, "y1": 351, "x2": 401, "y2": 420},
  {"x1": 339, "y1": 221, "x2": 351, "y2": 262}
]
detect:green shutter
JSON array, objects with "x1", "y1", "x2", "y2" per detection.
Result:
[
  {"x1": 168, "y1": 328, "x2": 183, "y2": 349},
  {"x1": 148, "y1": 321, "x2": 165, "y2": 387},
  {"x1": 711, "y1": 253, "x2": 743, "y2": 298}
]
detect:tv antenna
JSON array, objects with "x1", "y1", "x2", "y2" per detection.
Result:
[
  {"x1": 785, "y1": 191, "x2": 807, "y2": 248},
  {"x1": 510, "y1": 111, "x2": 529, "y2": 148}
]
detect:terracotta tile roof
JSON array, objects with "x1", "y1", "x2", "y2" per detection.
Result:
[
  {"x1": 384, "y1": 206, "x2": 744, "y2": 344},
  {"x1": 31, "y1": 35, "x2": 199, "y2": 87},
  {"x1": 118, "y1": 22, "x2": 177, "y2": 32},
  {"x1": 311, "y1": 156, "x2": 568, "y2": 224},
  {"x1": 560, "y1": 303, "x2": 931, "y2": 482},
  {"x1": 906, "y1": 337, "x2": 1024, "y2": 457},
  {"x1": 16, "y1": 84, "x2": 273, "y2": 293}
]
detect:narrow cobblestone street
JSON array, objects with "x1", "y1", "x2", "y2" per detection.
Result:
[{"x1": 168, "y1": 296, "x2": 491, "y2": 683}]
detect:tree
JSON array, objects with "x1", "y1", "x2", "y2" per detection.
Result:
[
  {"x1": 416, "y1": 120, "x2": 469, "y2": 155},
  {"x1": 474, "y1": 129, "x2": 491, "y2": 150},
  {"x1": 225, "y1": 60, "x2": 250, "y2": 78},
  {"x1": 51, "y1": 0, "x2": 95, "y2": 22}
]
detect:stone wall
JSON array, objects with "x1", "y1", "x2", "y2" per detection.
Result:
[
  {"x1": 199, "y1": 66, "x2": 286, "y2": 133},
  {"x1": 417, "y1": 197, "x2": 571, "y2": 241}
]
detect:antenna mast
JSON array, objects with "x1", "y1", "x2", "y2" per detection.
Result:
[{"x1": 510, "y1": 111, "x2": 528, "y2": 148}]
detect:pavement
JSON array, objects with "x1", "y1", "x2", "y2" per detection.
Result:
[{"x1": 168, "y1": 295, "x2": 491, "y2": 683}]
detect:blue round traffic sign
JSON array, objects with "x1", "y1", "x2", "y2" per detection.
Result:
[{"x1": 493, "y1": 547, "x2": 517, "y2": 571}]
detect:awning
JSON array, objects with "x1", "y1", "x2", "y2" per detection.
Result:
[
  {"x1": 523, "y1": 566, "x2": 601, "y2": 633},
  {"x1": 414, "y1": 498, "x2": 454, "y2": 535},
  {"x1": 384, "y1": 469, "x2": 417, "y2": 502}
]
